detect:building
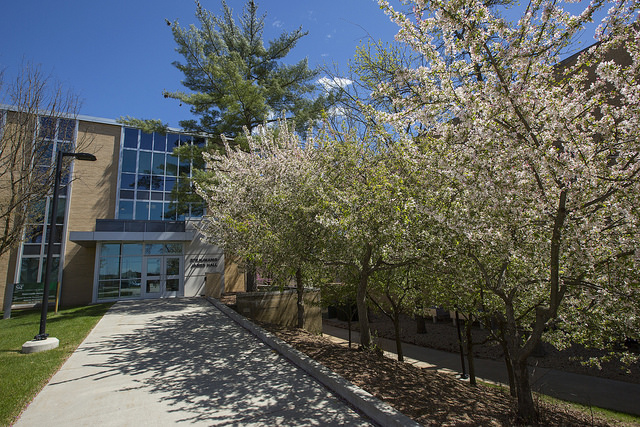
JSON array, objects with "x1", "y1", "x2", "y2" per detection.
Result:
[{"x1": 1, "y1": 110, "x2": 245, "y2": 308}]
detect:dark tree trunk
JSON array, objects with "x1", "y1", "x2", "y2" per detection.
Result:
[
  {"x1": 356, "y1": 244, "x2": 373, "y2": 349},
  {"x1": 514, "y1": 358, "x2": 538, "y2": 424},
  {"x1": 465, "y1": 318, "x2": 476, "y2": 386},
  {"x1": 246, "y1": 263, "x2": 256, "y2": 292},
  {"x1": 416, "y1": 314, "x2": 427, "y2": 334},
  {"x1": 393, "y1": 311, "x2": 404, "y2": 362},
  {"x1": 295, "y1": 267, "x2": 304, "y2": 329},
  {"x1": 501, "y1": 341, "x2": 517, "y2": 397}
]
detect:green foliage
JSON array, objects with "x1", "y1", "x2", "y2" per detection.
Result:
[
  {"x1": 117, "y1": 116, "x2": 169, "y2": 135},
  {"x1": 0, "y1": 304, "x2": 112, "y2": 426},
  {"x1": 166, "y1": 0, "x2": 333, "y2": 146}
]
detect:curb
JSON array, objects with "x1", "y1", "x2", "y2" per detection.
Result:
[{"x1": 205, "y1": 297, "x2": 421, "y2": 427}]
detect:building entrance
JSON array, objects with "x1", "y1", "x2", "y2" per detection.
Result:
[
  {"x1": 143, "y1": 255, "x2": 182, "y2": 298},
  {"x1": 96, "y1": 242, "x2": 184, "y2": 302}
]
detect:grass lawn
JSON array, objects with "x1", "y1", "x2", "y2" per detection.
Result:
[{"x1": 0, "y1": 304, "x2": 112, "y2": 426}]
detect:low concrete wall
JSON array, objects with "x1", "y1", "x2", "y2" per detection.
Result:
[{"x1": 235, "y1": 289, "x2": 321, "y2": 334}]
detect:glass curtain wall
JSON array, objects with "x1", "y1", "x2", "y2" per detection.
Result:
[
  {"x1": 17, "y1": 117, "x2": 76, "y2": 285},
  {"x1": 117, "y1": 128, "x2": 205, "y2": 221}
]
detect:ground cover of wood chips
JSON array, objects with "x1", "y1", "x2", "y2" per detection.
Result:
[{"x1": 264, "y1": 323, "x2": 640, "y2": 427}]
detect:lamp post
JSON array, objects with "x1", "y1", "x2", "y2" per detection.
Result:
[{"x1": 34, "y1": 151, "x2": 96, "y2": 341}]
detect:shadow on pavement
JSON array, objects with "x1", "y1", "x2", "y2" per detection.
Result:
[{"x1": 62, "y1": 298, "x2": 368, "y2": 426}]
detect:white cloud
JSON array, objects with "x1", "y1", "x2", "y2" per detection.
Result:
[
  {"x1": 317, "y1": 77, "x2": 353, "y2": 90},
  {"x1": 272, "y1": 20, "x2": 283, "y2": 28}
]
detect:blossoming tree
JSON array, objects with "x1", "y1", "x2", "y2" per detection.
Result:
[{"x1": 374, "y1": 0, "x2": 640, "y2": 421}]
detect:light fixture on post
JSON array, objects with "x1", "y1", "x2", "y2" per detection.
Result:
[{"x1": 22, "y1": 151, "x2": 97, "y2": 354}]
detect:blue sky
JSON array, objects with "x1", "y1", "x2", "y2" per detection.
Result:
[
  {"x1": 0, "y1": 0, "x2": 398, "y2": 128},
  {"x1": 1, "y1": 1, "x2": 606, "y2": 129}
]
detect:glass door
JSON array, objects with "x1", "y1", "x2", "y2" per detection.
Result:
[
  {"x1": 142, "y1": 255, "x2": 183, "y2": 298},
  {"x1": 164, "y1": 256, "x2": 182, "y2": 297},
  {"x1": 144, "y1": 257, "x2": 163, "y2": 298}
]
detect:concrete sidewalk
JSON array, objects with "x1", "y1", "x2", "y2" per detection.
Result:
[
  {"x1": 16, "y1": 299, "x2": 374, "y2": 426},
  {"x1": 323, "y1": 324, "x2": 640, "y2": 416}
]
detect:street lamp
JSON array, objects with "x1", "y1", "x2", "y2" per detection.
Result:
[{"x1": 34, "y1": 151, "x2": 97, "y2": 341}]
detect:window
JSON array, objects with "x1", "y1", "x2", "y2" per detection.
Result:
[
  {"x1": 16, "y1": 117, "x2": 77, "y2": 285},
  {"x1": 117, "y1": 128, "x2": 205, "y2": 221}
]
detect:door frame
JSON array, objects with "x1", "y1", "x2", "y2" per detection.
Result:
[{"x1": 142, "y1": 255, "x2": 184, "y2": 298}]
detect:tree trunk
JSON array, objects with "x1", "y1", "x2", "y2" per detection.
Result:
[
  {"x1": 295, "y1": 267, "x2": 304, "y2": 329},
  {"x1": 513, "y1": 358, "x2": 538, "y2": 424},
  {"x1": 393, "y1": 311, "x2": 404, "y2": 361},
  {"x1": 501, "y1": 342, "x2": 517, "y2": 397},
  {"x1": 416, "y1": 314, "x2": 426, "y2": 334},
  {"x1": 465, "y1": 318, "x2": 476, "y2": 386},
  {"x1": 356, "y1": 273, "x2": 371, "y2": 348},
  {"x1": 246, "y1": 263, "x2": 256, "y2": 292},
  {"x1": 356, "y1": 244, "x2": 373, "y2": 349}
]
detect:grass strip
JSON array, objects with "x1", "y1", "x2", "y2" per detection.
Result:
[{"x1": 0, "y1": 304, "x2": 112, "y2": 426}]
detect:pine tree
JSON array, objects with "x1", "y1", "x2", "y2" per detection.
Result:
[{"x1": 166, "y1": 0, "x2": 331, "y2": 150}]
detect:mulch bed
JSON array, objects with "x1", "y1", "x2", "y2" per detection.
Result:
[
  {"x1": 327, "y1": 312, "x2": 640, "y2": 385},
  {"x1": 263, "y1": 323, "x2": 638, "y2": 426}
]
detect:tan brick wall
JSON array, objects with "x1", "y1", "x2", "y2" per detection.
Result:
[
  {"x1": 60, "y1": 121, "x2": 121, "y2": 306},
  {"x1": 0, "y1": 248, "x2": 19, "y2": 311},
  {"x1": 223, "y1": 254, "x2": 246, "y2": 293},
  {"x1": 236, "y1": 290, "x2": 322, "y2": 333}
]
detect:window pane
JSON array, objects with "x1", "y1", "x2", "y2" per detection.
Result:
[
  {"x1": 164, "y1": 203, "x2": 177, "y2": 220},
  {"x1": 98, "y1": 280, "x2": 120, "y2": 299},
  {"x1": 119, "y1": 200, "x2": 134, "y2": 219},
  {"x1": 166, "y1": 278, "x2": 180, "y2": 292},
  {"x1": 178, "y1": 135, "x2": 191, "y2": 146},
  {"x1": 165, "y1": 154, "x2": 178, "y2": 176},
  {"x1": 137, "y1": 190, "x2": 149, "y2": 200},
  {"x1": 151, "y1": 191, "x2": 163, "y2": 201},
  {"x1": 121, "y1": 256, "x2": 142, "y2": 278},
  {"x1": 124, "y1": 128, "x2": 138, "y2": 148},
  {"x1": 122, "y1": 149, "x2": 137, "y2": 173},
  {"x1": 165, "y1": 243, "x2": 182, "y2": 254},
  {"x1": 41, "y1": 257, "x2": 60, "y2": 283},
  {"x1": 137, "y1": 174, "x2": 150, "y2": 190},
  {"x1": 122, "y1": 244, "x2": 143, "y2": 256},
  {"x1": 59, "y1": 119, "x2": 75, "y2": 141},
  {"x1": 19, "y1": 258, "x2": 40, "y2": 283},
  {"x1": 25, "y1": 226, "x2": 43, "y2": 243},
  {"x1": 153, "y1": 133, "x2": 166, "y2": 151},
  {"x1": 167, "y1": 133, "x2": 180, "y2": 151},
  {"x1": 151, "y1": 175, "x2": 164, "y2": 191},
  {"x1": 99, "y1": 257, "x2": 120, "y2": 280},
  {"x1": 120, "y1": 279, "x2": 141, "y2": 298},
  {"x1": 140, "y1": 132, "x2": 153, "y2": 150},
  {"x1": 135, "y1": 201, "x2": 149, "y2": 220},
  {"x1": 149, "y1": 202, "x2": 163, "y2": 220},
  {"x1": 179, "y1": 161, "x2": 191, "y2": 176},
  {"x1": 120, "y1": 190, "x2": 134, "y2": 199},
  {"x1": 34, "y1": 141, "x2": 54, "y2": 166},
  {"x1": 165, "y1": 177, "x2": 176, "y2": 192},
  {"x1": 22, "y1": 245, "x2": 41, "y2": 256},
  {"x1": 145, "y1": 244, "x2": 164, "y2": 256},
  {"x1": 120, "y1": 173, "x2": 136, "y2": 189},
  {"x1": 100, "y1": 243, "x2": 121, "y2": 256},
  {"x1": 152, "y1": 153, "x2": 165, "y2": 175},
  {"x1": 39, "y1": 117, "x2": 56, "y2": 139},
  {"x1": 138, "y1": 151, "x2": 152, "y2": 174},
  {"x1": 146, "y1": 257, "x2": 162, "y2": 274}
]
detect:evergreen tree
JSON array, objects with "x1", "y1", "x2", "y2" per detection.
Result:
[{"x1": 166, "y1": 0, "x2": 332, "y2": 150}]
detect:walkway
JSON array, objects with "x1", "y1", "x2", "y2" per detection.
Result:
[
  {"x1": 16, "y1": 299, "x2": 373, "y2": 426},
  {"x1": 323, "y1": 324, "x2": 640, "y2": 416}
]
